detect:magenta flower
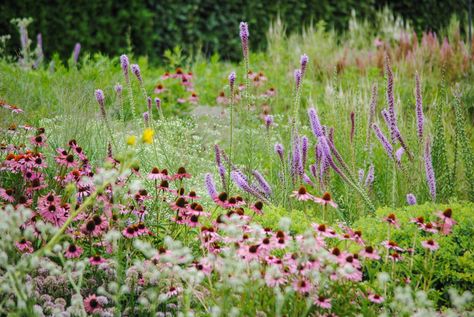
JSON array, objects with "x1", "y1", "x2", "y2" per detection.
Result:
[
  {"x1": 313, "y1": 192, "x2": 338, "y2": 208},
  {"x1": 359, "y1": 246, "x2": 380, "y2": 260},
  {"x1": 314, "y1": 295, "x2": 332, "y2": 309},
  {"x1": 64, "y1": 244, "x2": 83, "y2": 259},
  {"x1": 300, "y1": 54, "x2": 308, "y2": 77},
  {"x1": 89, "y1": 255, "x2": 106, "y2": 266},
  {"x1": 421, "y1": 239, "x2": 440, "y2": 251},
  {"x1": 229, "y1": 71, "x2": 236, "y2": 93},
  {"x1": 291, "y1": 186, "x2": 314, "y2": 201},
  {"x1": 368, "y1": 293, "x2": 385, "y2": 304},
  {"x1": 15, "y1": 239, "x2": 34, "y2": 254},
  {"x1": 83, "y1": 294, "x2": 103, "y2": 314}
]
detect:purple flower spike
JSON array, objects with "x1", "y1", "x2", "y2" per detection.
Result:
[
  {"x1": 120, "y1": 54, "x2": 129, "y2": 81},
  {"x1": 115, "y1": 84, "x2": 123, "y2": 94},
  {"x1": 95, "y1": 89, "x2": 106, "y2": 118},
  {"x1": 406, "y1": 193, "x2": 417, "y2": 205},
  {"x1": 300, "y1": 54, "x2": 308, "y2": 77},
  {"x1": 131, "y1": 64, "x2": 142, "y2": 83},
  {"x1": 229, "y1": 71, "x2": 236, "y2": 93},
  {"x1": 143, "y1": 111, "x2": 149, "y2": 124},
  {"x1": 274, "y1": 143, "x2": 284, "y2": 162},
  {"x1": 73, "y1": 43, "x2": 81, "y2": 64},
  {"x1": 424, "y1": 139, "x2": 436, "y2": 202},
  {"x1": 214, "y1": 144, "x2": 222, "y2": 166},
  {"x1": 365, "y1": 164, "x2": 375, "y2": 188},
  {"x1": 415, "y1": 72, "x2": 424, "y2": 141},
  {"x1": 239, "y1": 22, "x2": 249, "y2": 59},
  {"x1": 294, "y1": 69, "x2": 302, "y2": 89},
  {"x1": 358, "y1": 169, "x2": 365, "y2": 184},
  {"x1": 264, "y1": 114, "x2": 274, "y2": 130},
  {"x1": 308, "y1": 108, "x2": 324, "y2": 137},
  {"x1": 252, "y1": 170, "x2": 272, "y2": 196},
  {"x1": 218, "y1": 165, "x2": 227, "y2": 191},
  {"x1": 303, "y1": 174, "x2": 315, "y2": 186},
  {"x1": 395, "y1": 147, "x2": 404, "y2": 164},
  {"x1": 154, "y1": 97, "x2": 161, "y2": 110},
  {"x1": 301, "y1": 136, "x2": 308, "y2": 169},
  {"x1": 350, "y1": 112, "x2": 355, "y2": 143},
  {"x1": 147, "y1": 97, "x2": 152, "y2": 113},
  {"x1": 205, "y1": 173, "x2": 217, "y2": 199},
  {"x1": 372, "y1": 123, "x2": 393, "y2": 158}
]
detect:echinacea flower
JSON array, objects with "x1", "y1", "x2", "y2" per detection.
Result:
[
  {"x1": 421, "y1": 239, "x2": 439, "y2": 251},
  {"x1": 154, "y1": 83, "x2": 166, "y2": 94},
  {"x1": 293, "y1": 278, "x2": 312, "y2": 294},
  {"x1": 359, "y1": 245, "x2": 380, "y2": 260},
  {"x1": 122, "y1": 225, "x2": 139, "y2": 239},
  {"x1": 15, "y1": 238, "x2": 34, "y2": 253},
  {"x1": 83, "y1": 294, "x2": 103, "y2": 314},
  {"x1": 383, "y1": 213, "x2": 400, "y2": 228},
  {"x1": 313, "y1": 192, "x2": 338, "y2": 208},
  {"x1": 89, "y1": 255, "x2": 106, "y2": 266},
  {"x1": 381, "y1": 240, "x2": 404, "y2": 252},
  {"x1": 173, "y1": 166, "x2": 191, "y2": 180},
  {"x1": 164, "y1": 286, "x2": 182, "y2": 299},
  {"x1": 64, "y1": 244, "x2": 83, "y2": 259},
  {"x1": 30, "y1": 134, "x2": 47, "y2": 147},
  {"x1": 0, "y1": 188, "x2": 15, "y2": 202},
  {"x1": 368, "y1": 293, "x2": 385, "y2": 304},
  {"x1": 291, "y1": 186, "x2": 314, "y2": 201},
  {"x1": 314, "y1": 295, "x2": 332, "y2": 309},
  {"x1": 250, "y1": 201, "x2": 264, "y2": 214}
]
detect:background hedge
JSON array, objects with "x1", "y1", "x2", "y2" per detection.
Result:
[{"x1": 0, "y1": 0, "x2": 470, "y2": 63}]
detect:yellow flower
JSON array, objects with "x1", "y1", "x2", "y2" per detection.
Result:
[
  {"x1": 126, "y1": 135, "x2": 137, "y2": 146},
  {"x1": 142, "y1": 128, "x2": 154, "y2": 144}
]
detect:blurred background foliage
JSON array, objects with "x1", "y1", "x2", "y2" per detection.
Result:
[{"x1": 0, "y1": 0, "x2": 471, "y2": 63}]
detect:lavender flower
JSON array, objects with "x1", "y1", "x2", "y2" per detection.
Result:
[
  {"x1": 372, "y1": 123, "x2": 393, "y2": 158},
  {"x1": 365, "y1": 164, "x2": 375, "y2": 188},
  {"x1": 367, "y1": 83, "x2": 378, "y2": 144},
  {"x1": 114, "y1": 84, "x2": 122, "y2": 94},
  {"x1": 300, "y1": 54, "x2": 308, "y2": 77},
  {"x1": 308, "y1": 107, "x2": 324, "y2": 137},
  {"x1": 229, "y1": 72, "x2": 236, "y2": 93},
  {"x1": 143, "y1": 111, "x2": 149, "y2": 125},
  {"x1": 264, "y1": 115, "x2": 274, "y2": 130},
  {"x1": 424, "y1": 139, "x2": 436, "y2": 202},
  {"x1": 301, "y1": 136, "x2": 308, "y2": 169},
  {"x1": 310, "y1": 164, "x2": 318, "y2": 179},
  {"x1": 214, "y1": 144, "x2": 222, "y2": 166},
  {"x1": 154, "y1": 97, "x2": 161, "y2": 110},
  {"x1": 120, "y1": 55, "x2": 129, "y2": 81},
  {"x1": 205, "y1": 173, "x2": 217, "y2": 199},
  {"x1": 294, "y1": 69, "x2": 302, "y2": 90},
  {"x1": 291, "y1": 135, "x2": 302, "y2": 178},
  {"x1": 147, "y1": 97, "x2": 152, "y2": 113},
  {"x1": 303, "y1": 174, "x2": 315, "y2": 186},
  {"x1": 358, "y1": 169, "x2": 365, "y2": 184},
  {"x1": 218, "y1": 165, "x2": 227, "y2": 191},
  {"x1": 231, "y1": 170, "x2": 266, "y2": 201},
  {"x1": 239, "y1": 22, "x2": 249, "y2": 59},
  {"x1": 395, "y1": 147, "x2": 404, "y2": 164},
  {"x1": 274, "y1": 143, "x2": 284, "y2": 162},
  {"x1": 406, "y1": 193, "x2": 417, "y2": 205},
  {"x1": 131, "y1": 64, "x2": 142, "y2": 83},
  {"x1": 95, "y1": 89, "x2": 106, "y2": 119},
  {"x1": 73, "y1": 43, "x2": 81, "y2": 64},
  {"x1": 415, "y1": 72, "x2": 424, "y2": 141},
  {"x1": 385, "y1": 54, "x2": 397, "y2": 134},
  {"x1": 252, "y1": 170, "x2": 272, "y2": 196}
]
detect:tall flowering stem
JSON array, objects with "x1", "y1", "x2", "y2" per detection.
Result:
[
  {"x1": 120, "y1": 55, "x2": 136, "y2": 117},
  {"x1": 239, "y1": 22, "x2": 250, "y2": 110},
  {"x1": 415, "y1": 72, "x2": 424, "y2": 142},
  {"x1": 366, "y1": 83, "x2": 378, "y2": 150},
  {"x1": 228, "y1": 71, "x2": 236, "y2": 192},
  {"x1": 424, "y1": 138, "x2": 436, "y2": 202},
  {"x1": 95, "y1": 89, "x2": 116, "y2": 149}
]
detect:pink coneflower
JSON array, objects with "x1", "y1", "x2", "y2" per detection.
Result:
[
  {"x1": 177, "y1": 98, "x2": 186, "y2": 104},
  {"x1": 170, "y1": 197, "x2": 188, "y2": 213},
  {"x1": 92, "y1": 214, "x2": 108, "y2": 231},
  {"x1": 122, "y1": 225, "x2": 138, "y2": 239},
  {"x1": 154, "y1": 83, "x2": 166, "y2": 94},
  {"x1": 291, "y1": 186, "x2": 314, "y2": 201},
  {"x1": 83, "y1": 294, "x2": 103, "y2": 314},
  {"x1": 383, "y1": 213, "x2": 400, "y2": 228},
  {"x1": 216, "y1": 91, "x2": 228, "y2": 104},
  {"x1": 0, "y1": 188, "x2": 15, "y2": 202},
  {"x1": 312, "y1": 223, "x2": 338, "y2": 238},
  {"x1": 147, "y1": 167, "x2": 162, "y2": 180},
  {"x1": 389, "y1": 252, "x2": 403, "y2": 262},
  {"x1": 30, "y1": 134, "x2": 47, "y2": 147},
  {"x1": 213, "y1": 192, "x2": 229, "y2": 208},
  {"x1": 250, "y1": 201, "x2": 264, "y2": 214},
  {"x1": 437, "y1": 208, "x2": 456, "y2": 226},
  {"x1": 238, "y1": 244, "x2": 262, "y2": 261},
  {"x1": 313, "y1": 192, "x2": 338, "y2": 208},
  {"x1": 157, "y1": 180, "x2": 173, "y2": 192},
  {"x1": 264, "y1": 270, "x2": 287, "y2": 287},
  {"x1": 420, "y1": 222, "x2": 438, "y2": 233},
  {"x1": 81, "y1": 219, "x2": 102, "y2": 237},
  {"x1": 15, "y1": 238, "x2": 34, "y2": 253},
  {"x1": 421, "y1": 239, "x2": 439, "y2": 251},
  {"x1": 173, "y1": 166, "x2": 191, "y2": 180},
  {"x1": 293, "y1": 278, "x2": 312, "y2": 294},
  {"x1": 368, "y1": 293, "x2": 384, "y2": 304},
  {"x1": 314, "y1": 295, "x2": 332, "y2": 309},
  {"x1": 89, "y1": 255, "x2": 106, "y2": 266},
  {"x1": 64, "y1": 244, "x2": 83, "y2": 258},
  {"x1": 188, "y1": 92, "x2": 199, "y2": 104},
  {"x1": 410, "y1": 216, "x2": 425, "y2": 227},
  {"x1": 161, "y1": 72, "x2": 171, "y2": 80},
  {"x1": 381, "y1": 240, "x2": 404, "y2": 252},
  {"x1": 164, "y1": 286, "x2": 182, "y2": 299},
  {"x1": 359, "y1": 246, "x2": 380, "y2": 260}
]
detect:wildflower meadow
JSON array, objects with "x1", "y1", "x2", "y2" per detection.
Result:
[{"x1": 0, "y1": 6, "x2": 473, "y2": 317}]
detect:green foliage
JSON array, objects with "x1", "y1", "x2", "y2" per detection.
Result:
[
  {"x1": 354, "y1": 202, "x2": 474, "y2": 299},
  {"x1": 0, "y1": 1, "x2": 469, "y2": 63}
]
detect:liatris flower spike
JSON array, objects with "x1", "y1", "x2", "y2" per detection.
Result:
[
  {"x1": 239, "y1": 22, "x2": 249, "y2": 59},
  {"x1": 415, "y1": 72, "x2": 424, "y2": 142},
  {"x1": 406, "y1": 193, "x2": 417, "y2": 205},
  {"x1": 229, "y1": 71, "x2": 236, "y2": 94},
  {"x1": 300, "y1": 54, "x2": 308, "y2": 77},
  {"x1": 120, "y1": 54, "x2": 129, "y2": 80},
  {"x1": 95, "y1": 89, "x2": 106, "y2": 119},
  {"x1": 131, "y1": 64, "x2": 142, "y2": 83},
  {"x1": 73, "y1": 42, "x2": 81, "y2": 64}
]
